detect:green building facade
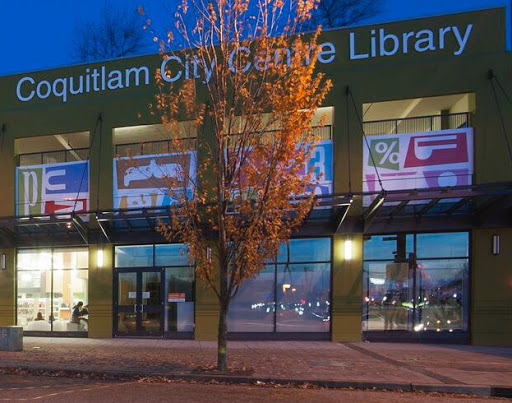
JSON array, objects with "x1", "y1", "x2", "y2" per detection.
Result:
[{"x1": 0, "y1": 8, "x2": 511, "y2": 345}]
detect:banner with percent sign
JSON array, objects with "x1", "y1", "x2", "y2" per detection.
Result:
[{"x1": 362, "y1": 128, "x2": 473, "y2": 206}]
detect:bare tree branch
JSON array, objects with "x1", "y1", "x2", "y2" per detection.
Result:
[
  {"x1": 302, "y1": 0, "x2": 383, "y2": 30},
  {"x1": 72, "y1": 0, "x2": 147, "y2": 63}
]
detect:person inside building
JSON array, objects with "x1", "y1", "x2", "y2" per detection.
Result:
[
  {"x1": 34, "y1": 312, "x2": 44, "y2": 321},
  {"x1": 71, "y1": 301, "x2": 85, "y2": 323},
  {"x1": 71, "y1": 301, "x2": 89, "y2": 330}
]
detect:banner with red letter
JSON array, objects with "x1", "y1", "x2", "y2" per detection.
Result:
[{"x1": 362, "y1": 129, "x2": 473, "y2": 206}]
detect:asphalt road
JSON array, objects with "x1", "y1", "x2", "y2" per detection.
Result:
[{"x1": 0, "y1": 374, "x2": 506, "y2": 402}]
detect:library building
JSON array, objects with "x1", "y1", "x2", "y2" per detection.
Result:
[{"x1": 0, "y1": 7, "x2": 510, "y2": 346}]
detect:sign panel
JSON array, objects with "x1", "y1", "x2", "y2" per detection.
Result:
[
  {"x1": 305, "y1": 141, "x2": 333, "y2": 197},
  {"x1": 362, "y1": 129, "x2": 473, "y2": 206},
  {"x1": 168, "y1": 293, "x2": 186, "y2": 302},
  {"x1": 113, "y1": 152, "x2": 196, "y2": 209},
  {"x1": 16, "y1": 161, "x2": 89, "y2": 216}
]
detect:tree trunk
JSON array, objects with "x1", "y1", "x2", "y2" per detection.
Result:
[{"x1": 217, "y1": 301, "x2": 228, "y2": 371}]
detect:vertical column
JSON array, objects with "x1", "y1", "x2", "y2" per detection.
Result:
[
  {"x1": 0, "y1": 249, "x2": 15, "y2": 326},
  {"x1": 472, "y1": 229, "x2": 512, "y2": 346},
  {"x1": 331, "y1": 234, "x2": 363, "y2": 342},
  {"x1": 89, "y1": 116, "x2": 113, "y2": 212},
  {"x1": 194, "y1": 243, "x2": 220, "y2": 340},
  {"x1": 88, "y1": 244, "x2": 113, "y2": 338},
  {"x1": 194, "y1": 284, "x2": 220, "y2": 340},
  {"x1": 87, "y1": 114, "x2": 114, "y2": 337}
]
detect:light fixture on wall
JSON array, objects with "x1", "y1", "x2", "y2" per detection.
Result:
[
  {"x1": 97, "y1": 247, "x2": 104, "y2": 268},
  {"x1": 492, "y1": 234, "x2": 500, "y2": 255},
  {"x1": 1, "y1": 253, "x2": 5, "y2": 270},
  {"x1": 344, "y1": 239, "x2": 353, "y2": 260}
]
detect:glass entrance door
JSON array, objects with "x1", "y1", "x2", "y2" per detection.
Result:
[{"x1": 114, "y1": 269, "x2": 163, "y2": 336}]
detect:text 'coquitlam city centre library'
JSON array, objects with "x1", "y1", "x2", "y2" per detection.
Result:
[{"x1": 0, "y1": 7, "x2": 511, "y2": 346}]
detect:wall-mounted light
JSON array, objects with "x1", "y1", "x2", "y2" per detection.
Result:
[
  {"x1": 1, "y1": 253, "x2": 5, "y2": 270},
  {"x1": 344, "y1": 239, "x2": 353, "y2": 260},
  {"x1": 97, "y1": 247, "x2": 104, "y2": 268},
  {"x1": 492, "y1": 234, "x2": 500, "y2": 255}
]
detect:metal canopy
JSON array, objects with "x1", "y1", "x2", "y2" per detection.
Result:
[
  {"x1": 0, "y1": 213, "x2": 91, "y2": 247},
  {"x1": 0, "y1": 196, "x2": 353, "y2": 247},
  {"x1": 354, "y1": 181, "x2": 512, "y2": 232},
  {"x1": 2, "y1": 182, "x2": 510, "y2": 247}
]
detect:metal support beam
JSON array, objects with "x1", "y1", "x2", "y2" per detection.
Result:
[
  {"x1": 332, "y1": 203, "x2": 352, "y2": 233},
  {"x1": 71, "y1": 213, "x2": 88, "y2": 244},
  {"x1": 416, "y1": 198, "x2": 440, "y2": 217},
  {"x1": 95, "y1": 214, "x2": 112, "y2": 243},
  {"x1": 445, "y1": 197, "x2": 471, "y2": 215},
  {"x1": 388, "y1": 200, "x2": 409, "y2": 219}
]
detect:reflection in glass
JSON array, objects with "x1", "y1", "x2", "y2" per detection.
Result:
[
  {"x1": 118, "y1": 273, "x2": 137, "y2": 306},
  {"x1": 362, "y1": 232, "x2": 469, "y2": 333},
  {"x1": 363, "y1": 234, "x2": 413, "y2": 261},
  {"x1": 155, "y1": 244, "x2": 189, "y2": 266},
  {"x1": 117, "y1": 312, "x2": 137, "y2": 333},
  {"x1": 228, "y1": 237, "x2": 331, "y2": 334},
  {"x1": 276, "y1": 263, "x2": 330, "y2": 333},
  {"x1": 141, "y1": 312, "x2": 162, "y2": 333},
  {"x1": 363, "y1": 261, "x2": 409, "y2": 331},
  {"x1": 415, "y1": 259, "x2": 468, "y2": 331},
  {"x1": 142, "y1": 271, "x2": 161, "y2": 306},
  {"x1": 416, "y1": 233, "x2": 469, "y2": 258},
  {"x1": 165, "y1": 267, "x2": 194, "y2": 332},
  {"x1": 115, "y1": 245, "x2": 153, "y2": 267},
  {"x1": 228, "y1": 265, "x2": 275, "y2": 332},
  {"x1": 289, "y1": 238, "x2": 331, "y2": 262}
]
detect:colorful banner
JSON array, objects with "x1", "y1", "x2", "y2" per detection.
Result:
[
  {"x1": 113, "y1": 152, "x2": 196, "y2": 209},
  {"x1": 362, "y1": 129, "x2": 473, "y2": 206},
  {"x1": 233, "y1": 140, "x2": 333, "y2": 198},
  {"x1": 305, "y1": 141, "x2": 333, "y2": 197},
  {"x1": 16, "y1": 161, "x2": 89, "y2": 216}
]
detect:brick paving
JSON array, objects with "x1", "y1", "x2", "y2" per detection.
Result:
[{"x1": 1, "y1": 337, "x2": 512, "y2": 396}]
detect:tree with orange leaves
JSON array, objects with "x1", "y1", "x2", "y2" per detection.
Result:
[{"x1": 141, "y1": 0, "x2": 332, "y2": 371}]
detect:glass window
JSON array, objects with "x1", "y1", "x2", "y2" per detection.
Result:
[
  {"x1": 228, "y1": 237, "x2": 331, "y2": 334},
  {"x1": 415, "y1": 259, "x2": 468, "y2": 331},
  {"x1": 165, "y1": 267, "x2": 194, "y2": 332},
  {"x1": 19, "y1": 154, "x2": 42, "y2": 166},
  {"x1": 362, "y1": 232, "x2": 469, "y2": 333},
  {"x1": 229, "y1": 265, "x2": 275, "y2": 332},
  {"x1": 52, "y1": 269, "x2": 89, "y2": 332},
  {"x1": 43, "y1": 151, "x2": 65, "y2": 164},
  {"x1": 17, "y1": 250, "x2": 52, "y2": 271},
  {"x1": 416, "y1": 233, "x2": 469, "y2": 258},
  {"x1": 115, "y1": 245, "x2": 153, "y2": 267},
  {"x1": 289, "y1": 238, "x2": 330, "y2": 262},
  {"x1": 363, "y1": 234, "x2": 413, "y2": 260},
  {"x1": 155, "y1": 244, "x2": 189, "y2": 266},
  {"x1": 363, "y1": 261, "x2": 409, "y2": 331},
  {"x1": 16, "y1": 247, "x2": 88, "y2": 333},
  {"x1": 276, "y1": 263, "x2": 330, "y2": 332},
  {"x1": 277, "y1": 243, "x2": 288, "y2": 263},
  {"x1": 53, "y1": 248, "x2": 88, "y2": 269},
  {"x1": 17, "y1": 269, "x2": 51, "y2": 331}
]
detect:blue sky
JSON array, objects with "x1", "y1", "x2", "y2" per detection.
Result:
[{"x1": 0, "y1": 0, "x2": 508, "y2": 76}]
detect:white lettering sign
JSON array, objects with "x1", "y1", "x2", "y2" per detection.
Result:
[
  {"x1": 349, "y1": 24, "x2": 473, "y2": 60},
  {"x1": 15, "y1": 21, "x2": 475, "y2": 103}
]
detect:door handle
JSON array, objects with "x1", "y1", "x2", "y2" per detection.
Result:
[{"x1": 134, "y1": 304, "x2": 137, "y2": 313}]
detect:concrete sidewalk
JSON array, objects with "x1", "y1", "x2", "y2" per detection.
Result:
[{"x1": 1, "y1": 337, "x2": 512, "y2": 397}]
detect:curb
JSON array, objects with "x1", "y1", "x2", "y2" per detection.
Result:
[{"x1": 0, "y1": 365, "x2": 510, "y2": 397}]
